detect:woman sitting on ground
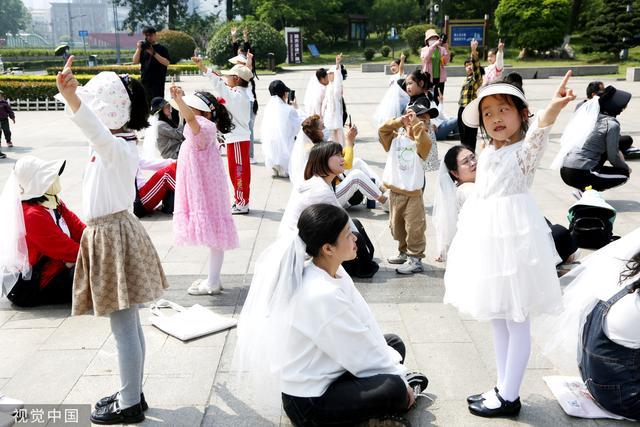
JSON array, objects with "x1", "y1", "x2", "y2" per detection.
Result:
[
  {"x1": 145, "y1": 97, "x2": 184, "y2": 160},
  {"x1": 434, "y1": 145, "x2": 577, "y2": 264},
  {"x1": 235, "y1": 203, "x2": 428, "y2": 426},
  {"x1": 0, "y1": 156, "x2": 85, "y2": 307},
  {"x1": 289, "y1": 115, "x2": 387, "y2": 209}
]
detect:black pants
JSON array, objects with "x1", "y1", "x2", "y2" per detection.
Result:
[
  {"x1": 560, "y1": 166, "x2": 629, "y2": 192},
  {"x1": 546, "y1": 220, "x2": 578, "y2": 264},
  {"x1": 282, "y1": 334, "x2": 408, "y2": 427},
  {"x1": 142, "y1": 80, "x2": 166, "y2": 104},
  {"x1": 0, "y1": 118, "x2": 11, "y2": 144},
  {"x1": 432, "y1": 78, "x2": 445, "y2": 96},
  {"x1": 7, "y1": 265, "x2": 74, "y2": 307},
  {"x1": 457, "y1": 106, "x2": 478, "y2": 151},
  {"x1": 619, "y1": 135, "x2": 633, "y2": 153}
]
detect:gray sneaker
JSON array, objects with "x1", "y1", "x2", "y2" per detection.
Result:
[
  {"x1": 396, "y1": 256, "x2": 423, "y2": 275},
  {"x1": 388, "y1": 252, "x2": 407, "y2": 264}
]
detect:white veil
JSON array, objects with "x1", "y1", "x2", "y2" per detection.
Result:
[
  {"x1": 304, "y1": 75, "x2": 325, "y2": 117},
  {"x1": 550, "y1": 97, "x2": 600, "y2": 170},
  {"x1": 261, "y1": 96, "x2": 300, "y2": 172},
  {"x1": 289, "y1": 129, "x2": 313, "y2": 189},
  {"x1": 373, "y1": 82, "x2": 410, "y2": 128},
  {"x1": 232, "y1": 232, "x2": 308, "y2": 411},
  {"x1": 142, "y1": 115, "x2": 162, "y2": 160},
  {"x1": 432, "y1": 159, "x2": 459, "y2": 261},
  {"x1": 0, "y1": 172, "x2": 31, "y2": 297},
  {"x1": 535, "y1": 227, "x2": 640, "y2": 371}
]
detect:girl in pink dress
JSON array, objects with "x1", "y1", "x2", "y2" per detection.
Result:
[{"x1": 170, "y1": 87, "x2": 239, "y2": 295}]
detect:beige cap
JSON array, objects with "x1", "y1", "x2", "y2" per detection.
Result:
[
  {"x1": 424, "y1": 29, "x2": 439, "y2": 41},
  {"x1": 222, "y1": 64, "x2": 253, "y2": 82}
]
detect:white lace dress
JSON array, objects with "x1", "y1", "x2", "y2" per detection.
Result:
[{"x1": 443, "y1": 117, "x2": 562, "y2": 322}]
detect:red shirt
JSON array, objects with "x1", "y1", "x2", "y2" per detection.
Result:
[{"x1": 22, "y1": 202, "x2": 85, "y2": 288}]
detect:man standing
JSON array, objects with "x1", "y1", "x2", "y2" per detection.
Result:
[{"x1": 133, "y1": 26, "x2": 171, "y2": 102}]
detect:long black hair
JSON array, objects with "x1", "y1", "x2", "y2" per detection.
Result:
[
  {"x1": 158, "y1": 105, "x2": 178, "y2": 128},
  {"x1": 407, "y1": 69, "x2": 431, "y2": 91},
  {"x1": 124, "y1": 77, "x2": 150, "y2": 130},
  {"x1": 304, "y1": 142, "x2": 342, "y2": 181},
  {"x1": 196, "y1": 91, "x2": 235, "y2": 134},
  {"x1": 298, "y1": 203, "x2": 350, "y2": 258},
  {"x1": 620, "y1": 250, "x2": 640, "y2": 286}
]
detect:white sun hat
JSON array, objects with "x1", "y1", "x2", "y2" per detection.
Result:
[
  {"x1": 14, "y1": 156, "x2": 66, "y2": 201},
  {"x1": 169, "y1": 93, "x2": 213, "y2": 113},
  {"x1": 462, "y1": 83, "x2": 528, "y2": 128}
]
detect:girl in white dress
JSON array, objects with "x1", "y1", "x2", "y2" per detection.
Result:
[
  {"x1": 322, "y1": 54, "x2": 345, "y2": 145},
  {"x1": 444, "y1": 72, "x2": 576, "y2": 417}
]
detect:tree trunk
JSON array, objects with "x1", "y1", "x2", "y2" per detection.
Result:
[
  {"x1": 168, "y1": 0, "x2": 178, "y2": 29},
  {"x1": 568, "y1": 0, "x2": 582, "y2": 33}
]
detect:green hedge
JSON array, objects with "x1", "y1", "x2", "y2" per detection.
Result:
[
  {"x1": 0, "y1": 48, "x2": 136, "y2": 57},
  {"x1": 45, "y1": 64, "x2": 192, "y2": 75},
  {"x1": 0, "y1": 74, "x2": 94, "y2": 84},
  {"x1": 157, "y1": 30, "x2": 197, "y2": 64},
  {"x1": 5, "y1": 59, "x2": 88, "y2": 70},
  {"x1": 0, "y1": 75, "x2": 143, "y2": 100}
]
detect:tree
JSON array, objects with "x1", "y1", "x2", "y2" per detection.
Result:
[
  {"x1": 584, "y1": 0, "x2": 640, "y2": 56},
  {"x1": 442, "y1": 0, "x2": 499, "y2": 20},
  {"x1": 177, "y1": 12, "x2": 222, "y2": 50},
  {"x1": 113, "y1": 0, "x2": 187, "y2": 31},
  {"x1": 369, "y1": 0, "x2": 420, "y2": 37},
  {"x1": 495, "y1": 0, "x2": 571, "y2": 52},
  {"x1": 0, "y1": 0, "x2": 31, "y2": 38}
]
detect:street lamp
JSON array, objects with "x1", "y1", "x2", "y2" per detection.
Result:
[{"x1": 66, "y1": 1, "x2": 86, "y2": 44}]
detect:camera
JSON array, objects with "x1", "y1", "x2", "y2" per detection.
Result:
[
  {"x1": 440, "y1": 34, "x2": 447, "y2": 43},
  {"x1": 288, "y1": 90, "x2": 296, "y2": 103},
  {"x1": 140, "y1": 40, "x2": 152, "y2": 51}
]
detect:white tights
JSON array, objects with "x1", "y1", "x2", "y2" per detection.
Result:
[
  {"x1": 489, "y1": 318, "x2": 531, "y2": 404},
  {"x1": 206, "y1": 248, "x2": 224, "y2": 287}
]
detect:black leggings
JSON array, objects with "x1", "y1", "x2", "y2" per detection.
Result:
[
  {"x1": 560, "y1": 166, "x2": 629, "y2": 192},
  {"x1": 7, "y1": 264, "x2": 74, "y2": 307},
  {"x1": 282, "y1": 334, "x2": 408, "y2": 427},
  {"x1": 547, "y1": 220, "x2": 578, "y2": 264}
]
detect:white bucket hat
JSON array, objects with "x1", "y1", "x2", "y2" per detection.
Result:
[
  {"x1": 55, "y1": 71, "x2": 132, "y2": 129},
  {"x1": 228, "y1": 54, "x2": 248, "y2": 65},
  {"x1": 14, "y1": 156, "x2": 66, "y2": 201},
  {"x1": 462, "y1": 83, "x2": 528, "y2": 128}
]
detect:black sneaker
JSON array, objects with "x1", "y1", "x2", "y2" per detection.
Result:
[
  {"x1": 90, "y1": 401, "x2": 145, "y2": 425},
  {"x1": 406, "y1": 371, "x2": 429, "y2": 395},
  {"x1": 95, "y1": 392, "x2": 148, "y2": 411},
  {"x1": 0, "y1": 152, "x2": 6, "y2": 159}
]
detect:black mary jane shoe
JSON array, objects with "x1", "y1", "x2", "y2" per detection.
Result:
[
  {"x1": 467, "y1": 386, "x2": 499, "y2": 404},
  {"x1": 468, "y1": 391, "x2": 521, "y2": 418},
  {"x1": 95, "y1": 392, "x2": 148, "y2": 411},
  {"x1": 90, "y1": 401, "x2": 145, "y2": 425}
]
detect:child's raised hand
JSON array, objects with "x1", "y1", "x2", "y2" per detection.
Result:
[
  {"x1": 230, "y1": 26, "x2": 237, "y2": 37},
  {"x1": 470, "y1": 38, "x2": 479, "y2": 51},
  {"x1": 192, "y1": 55, "x2": 207, "y2": 73},
  {"x1": 336, "y1": 53, "x2": 343, "y2": 64},
  {"x1": 551, "y1": 70, "x2": 576, "y2": 110},
  {"x1": 498, "y1": 39, "x2": 504, "y2": 51},
  {"x1": 56, "y1": 56, "x2": 78, "y2": 98},
  {"x1": 169, "y1": 85, "x2": 184, "y2": 100},
  {"x1": 539, "y1": 70, "x2": 576, "y2": 128}
]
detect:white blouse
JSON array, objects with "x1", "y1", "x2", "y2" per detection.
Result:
[{"x1": 280, "y1": 263, "x2": 407, "y2": 397}]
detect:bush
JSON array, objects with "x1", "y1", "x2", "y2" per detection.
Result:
[
  {"x1": 495, "y1": 0, "x2": 571, "y2": 51},
  {"x1": 45, "y1": 64, "x2": 185, "y2": 76},
  {"x1": 0, "y1": 74, "x2": 94, "y2": 84},
  {"x1": 364, "y1": 47, "x2": 376, "y2": 60},
  {"x1": 156, "y1": 30, "x2": 197, "y2": 64},
  {"x1": 0, "y1": 48, "x2": 136, "y2": 57},
  {"x1": 5, "y1": 59, "x2": 88, "y2": 70},
  {"x1": 208, "y1": 21, "x2": 286, "y2": 68},
  {"x1": 306, "y1": 30, "x2": 332, "y2": 50},
  {"x1": 402, "y1": 23, "x2": 437, "y2": 55},
  {"x1": 380, "y1": 45, "x2": 392, "y2": 57},
  {"x1": 0, "y1": 76, "x2": 143, "y2": 100}
]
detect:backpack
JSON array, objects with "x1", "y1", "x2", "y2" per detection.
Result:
[
  {"x1": 568, "y1": 190, "x2": 616, "y2": 249},
  {"x1": 342, "y1": 219, "x2": 379, "y2": 278}
]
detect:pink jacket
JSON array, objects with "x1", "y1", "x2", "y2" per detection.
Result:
[{"x1": 420, "y1": 44, "x2": 450, "y2": 82}]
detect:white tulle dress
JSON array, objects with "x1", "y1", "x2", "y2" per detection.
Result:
[{"x1": 444, "y1": 117, "x2": 562, "y2": 322}]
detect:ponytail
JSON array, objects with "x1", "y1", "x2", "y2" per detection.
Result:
[
  {"x1": 195, "y1": 91, "x2": 235, "y2": 134},
  {"x1": 408, "y1": 69, "x2": 431, "y2": 90}
]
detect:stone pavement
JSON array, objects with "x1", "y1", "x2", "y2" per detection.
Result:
[{"x1": 0, "y1": 68, "x2": 638, "y2": 427}]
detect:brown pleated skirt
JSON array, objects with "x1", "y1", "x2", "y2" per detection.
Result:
[{"x1": 72, "y1": 210, "x2": 169, "y2": 316}]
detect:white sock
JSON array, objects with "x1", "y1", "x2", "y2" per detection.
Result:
[
  {"x1": 491, "y1": 319, "x2": 509, "y2": 392},
  {"x1": 205, "y1": 248, "x2": 224, "y2": 289},
  {"x1": 501, "y1": 318, "x2": 531, "y2": 402}
]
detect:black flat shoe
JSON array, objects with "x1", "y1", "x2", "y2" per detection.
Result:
[
  {"x1": 468, "y1": 392, "x2": 521, "y2": 418},
  {"x1": 90, "y1": 401, "x2": 145, "y2": 425},
  {"x1": 95, "y1": 392, "x2": 148, "y2": 411},
  {"x1": 467, "y1": 387, "x2": 499, "y2": 404}
]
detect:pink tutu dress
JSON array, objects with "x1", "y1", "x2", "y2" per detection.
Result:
[{"x1": 173, "y1": 115, "x2": 239, "y2": 249}]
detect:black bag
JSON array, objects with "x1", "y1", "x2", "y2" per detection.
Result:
[
  {"x1": 342, "y1": 219, "x2": 379, "y2": 278},
  {"x1": 568, "y1": 205, "x2": 616, "y2": 249}
]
